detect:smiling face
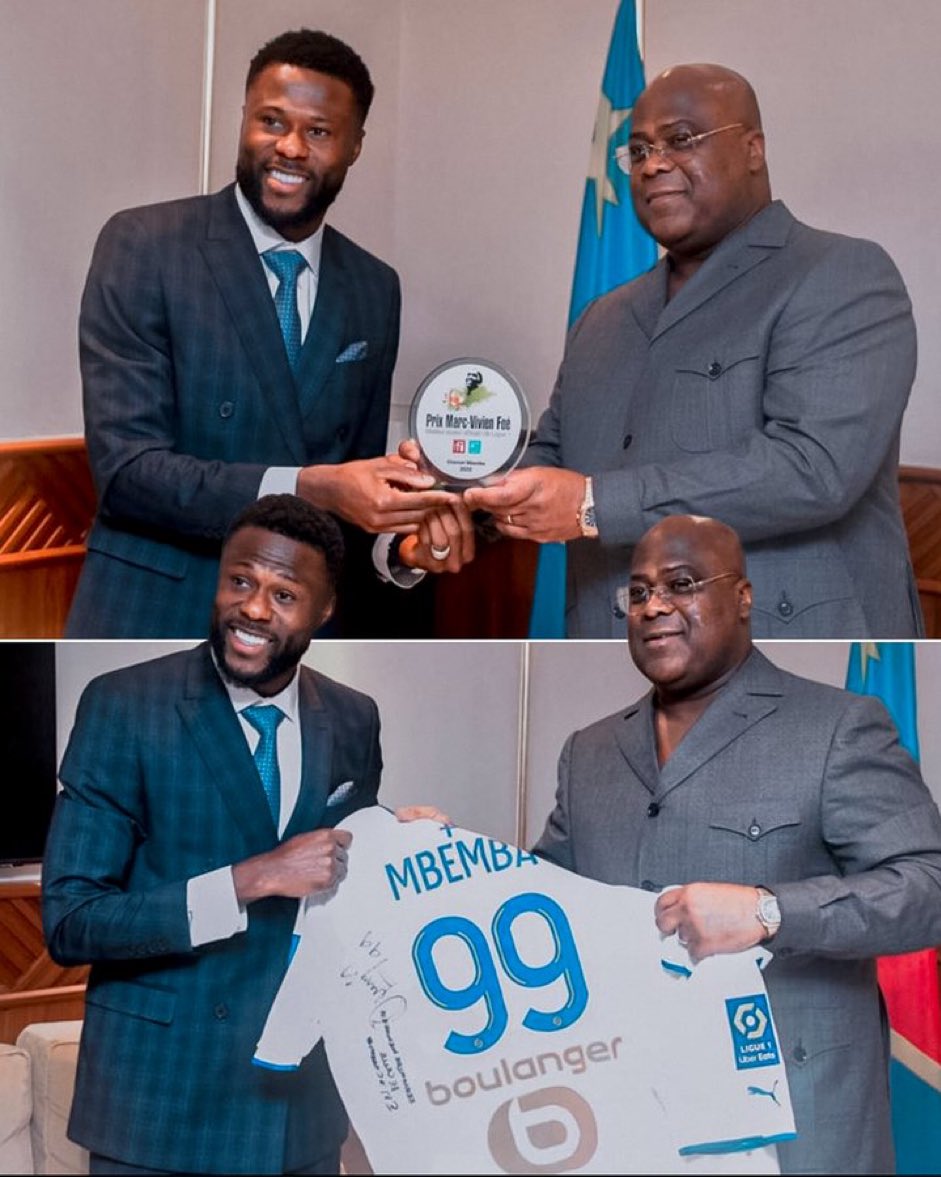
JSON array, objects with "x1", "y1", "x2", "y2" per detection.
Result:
[
  {"x1": 210, "y1": 525, "x2": 335, "y2": 695},
  {"x1": 628, "y1": 64, "x2": 770, "y2": 263},
  {"x1": 235, "y1": 63, "x2": 363, "y2": 241},
  {"x1": 626, "y1": 516, "x2": 752, "y2": 701}
]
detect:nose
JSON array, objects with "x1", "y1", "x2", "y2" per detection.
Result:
[
  {"x1": 240, "y1": 586, "x2": 271, "y2": 621},
  {"x1": 276, "y1": 127, "x2": 307, "y2": 159},
  {"x1": 640, "y1": 146, "x2": 676, "y2": 176},
  {"x1": 641, "y1": 587, "x2": 675, "y2": 618}
]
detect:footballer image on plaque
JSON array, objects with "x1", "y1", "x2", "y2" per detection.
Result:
[{"x1": 409, "y1": 359, "x2": 531, "y2": 490}]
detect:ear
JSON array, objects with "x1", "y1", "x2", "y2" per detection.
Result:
[
  {"x1": 318, "y1": 594, "x2": 337, "y2": 630},
  {"x1": 348, "y1": 127, "x2": 364, "y2": 166},
  {"x1": 737, "y1": 577, "x2": 753, "y2": 620},
  {"x1": 745, "y1": 130, "x2": 766, "y2": 174}
]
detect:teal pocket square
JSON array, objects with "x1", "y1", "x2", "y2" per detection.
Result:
[{"x1": 336, "y1": 341, "x2": 368, "y2": 363}]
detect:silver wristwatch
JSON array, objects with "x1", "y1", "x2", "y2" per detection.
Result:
[
  {"x1": 578, "y1": 476, "x2": 599, "y2": 538},
  {"x1": 755, "y1": 886, "x2": 781, "y2": 940}
]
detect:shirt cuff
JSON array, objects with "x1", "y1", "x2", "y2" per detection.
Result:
[
  {"x1": 259, "y1": 467, "x2": 302, "y2": 497},
  {"x1": 372, "y1": 533, "x2": 426, "y2": 589},
  {"x1": 186, "y1": 866, "x2": 248, "y2": 947}
]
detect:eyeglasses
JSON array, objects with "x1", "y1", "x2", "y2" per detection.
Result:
[
  {"x1": 615, "y1": 123, "x2": 744, "y2": 174},
  {"x1": 617, "y1": 572, "x2": 739, "y2": 612}
]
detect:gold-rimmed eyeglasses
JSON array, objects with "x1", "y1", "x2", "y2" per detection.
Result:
[
  {"x1": 616, "y1": 572, "x2": 739, "y2": 613},
  {"x1": 615, "y1": 123, "x2": 744, "y2": 174}
]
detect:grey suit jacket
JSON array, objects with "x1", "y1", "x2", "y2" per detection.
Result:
[
  {"x1": 42, "y1": 643, "x2": 382, "y2": 1173},
  {"x1": 534, "y1": 649, "x2": 941, "y2": 1175},
  {"x1": 525, "y1": 201, "x2": 922, "y2": 639},
  {"x1": 66, "y1": 184, "x2": 401, "y2": 638}
]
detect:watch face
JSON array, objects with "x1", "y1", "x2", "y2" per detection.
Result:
[{"x1": 759, "y1": 896, "x2": 781, "y2": 927}]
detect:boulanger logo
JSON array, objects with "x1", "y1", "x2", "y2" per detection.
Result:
[
  {"x1": 725, "y1": 994, "x2": 780, "y2": 1070},
  {"x1": 487, "y1": 1086, "x2": 598, "y2": 1174}
]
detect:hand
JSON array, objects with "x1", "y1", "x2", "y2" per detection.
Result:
[
  {"x1": 654, "y1": 883, "x2": 766, "y2": 963},
  {"x1": 395, "y1": 804, "x2": 452, "y2": 824},
  {"x1": 298, "y1": 458, "x2": 456, "y2": 533},
  {"x1": 463, "y1": 468, "x2": 587, "y2": 543},
  {"x1": 397, "y1": 437, "x2": 424, "y2": 467},
  {"x1": 233, "y1": 829, "x2": 353, "y2": 902},
  {"x1": 397, "y1": 499, "x2": 476, "y2": 574}
]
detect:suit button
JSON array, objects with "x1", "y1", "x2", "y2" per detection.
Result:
[
  {"x1": 793, "y1": 1044, "x2": 807, "y2": 1063},
  {"x1": 777, "y1": 593, "x2": 794, "y2": 618},
  {"x1": 647, "y1": 802, "x2": 660, "y2": 818},
  {"x1": 219, "y1": 401, "x2": 234, "y2": 418},
  {"x1": 640, "y1": 879, "x2": 658, "y2": 892},
  {"x1": 214, "y1": 1003, "x2": 229, "y2": 1021},
  {"x1": 622, "y1": 434, "x2": 633, "y2": 449},
  {"x1": 748, "y1": 823, "x2": 761, "y2": 840},
  {"x1": 707, "y1": 361, "x2": 722, "y2": 378},
  {"x1": 336, "y1": 424, "x2": 349, "y2": 441}
]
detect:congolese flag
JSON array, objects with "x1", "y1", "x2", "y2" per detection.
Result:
[
  {"x1": 528, "y1": 0, "x2": 657, "y2": 638},
  {"x1": 844, "y1": 642, "x2": 941, "y2": 1174}
]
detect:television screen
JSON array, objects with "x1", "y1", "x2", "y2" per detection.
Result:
[{"x1": 0, "y1": 644, "x2": 57, "y2": 864}]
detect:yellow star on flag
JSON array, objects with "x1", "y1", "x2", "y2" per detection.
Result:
[
  {"x1": 858, "y1": 642, "x2": 881, "y2": 680},
  {"x1": 588, "y1": 93, "x2": 633, "y2": 236}
]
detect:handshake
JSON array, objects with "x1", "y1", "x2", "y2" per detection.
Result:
[{"x1": 294, "y1": 438, "x2": 592, "y2": 576}]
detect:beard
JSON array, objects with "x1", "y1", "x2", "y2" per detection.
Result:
[
  {"x1": 236, "y1": 151, "x2": 345, "y2": 235},
  {"x1": 209, "y1": 609, "x2": 311, "y2": 692}
]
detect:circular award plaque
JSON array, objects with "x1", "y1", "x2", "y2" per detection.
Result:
[{"x1": 408, "y1": 358, "x2": 531, "y2": 489}]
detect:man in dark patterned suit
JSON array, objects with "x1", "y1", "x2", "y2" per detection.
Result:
[
  {"x1": 67, "y1": 28, "x2": 453, "y2": 639},
  {"x1": 44, "y1": 496, "x2": 443, "y2": 1175}
]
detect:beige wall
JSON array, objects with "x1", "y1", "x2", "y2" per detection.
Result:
[{"x1": 5, "y1": 0, "x2": 938, "y2": 465}]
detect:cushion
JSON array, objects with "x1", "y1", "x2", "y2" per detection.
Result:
[
  {"x1": 16, "y1": 1021, "x2": 88, "y2": 1174},
  {"x1": 0, "y1": 1041, "x2": 34, "y2": 1175}
]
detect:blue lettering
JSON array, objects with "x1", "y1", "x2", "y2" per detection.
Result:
[
  {"x1": 385, "y1": 859, "x2": 419, "y2": 902},
  {"x1": 416, "y1": 850, "x2": 444, "y2": 892}
]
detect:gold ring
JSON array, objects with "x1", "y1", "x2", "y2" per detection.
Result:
[{"x1": 506, "y1": 514, "x2": 514, "y2": 526}]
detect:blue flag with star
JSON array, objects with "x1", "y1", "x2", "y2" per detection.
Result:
[
  {"x1": 528, "y1": 0, "x2": 657, "y2": 638},
  {"x1": 845, "y1": 642, "x2": 941, "y2": 1175}
]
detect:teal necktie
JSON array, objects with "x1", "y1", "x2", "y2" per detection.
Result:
[
  {"x1": 262, "y1": 250, "x2": 306, "y2": 369},
  {"x1": 243, "y1": 704, "x2": 285, "y2": 825}
]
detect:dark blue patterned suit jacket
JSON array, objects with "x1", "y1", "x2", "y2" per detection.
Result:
[
  {"x1": 42, "y1": 643, "x2": 382, "y2": 1173},
  {"x1": 66, "y1": 184, "x2": 400, "y2": 638}
]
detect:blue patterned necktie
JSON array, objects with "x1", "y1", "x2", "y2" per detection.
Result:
[
  {"x1": 262, "y1": 250, "x2": 306, "y2": 370},
  {"x1": 243, "y1": 704, "x2": 285, "y2": 825}
]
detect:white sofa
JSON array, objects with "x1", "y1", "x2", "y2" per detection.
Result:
[{"x1": 0, "y1": 1021, "x2": 87, "y2": 1176}]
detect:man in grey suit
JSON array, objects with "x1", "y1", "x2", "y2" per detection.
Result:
[
  {"x1": 67, "y1": 28, "x2": 452, "y2": 639},
  {"x1": 534, "y1": 513, "x2": 941, "y2": 1174},
  {"x1": 45, "y1": 495, "x2": 444, "y2": 1174},
  {"x1": 462, "y1": 63, "x2": 922, "y2": 638}
]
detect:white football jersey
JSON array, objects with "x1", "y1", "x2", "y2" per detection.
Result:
[{"x1": 256, "y1": 808, "x2": 795, "y2": 1174}]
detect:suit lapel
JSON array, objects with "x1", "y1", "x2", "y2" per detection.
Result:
[
  {"x1": 177, "y1": 644, "x2": 279, "y2": 855},
  {"x1": 652, "y1": 200, "x2": 793, "y2": 340},
  {"x1": 199, "y1": 186, "x2": 308, "y2": 463},
  {"x1": 613, "y1": 693, "x2": 660, "y2": 796},
  {"x1": 656, "y1": 650, "x2": 784, "y2": 800},
  {"x1": 294, "y1": 226, "x2": 350, "y2": 418},
  {"x1": 629, "y1": 262, "x2": 669, "y2": 339},
  {"x1": 283, "y1": 667, "x2": 334, "y2": 839}
]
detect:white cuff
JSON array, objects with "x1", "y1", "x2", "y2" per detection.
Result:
[
  {"x1": 186, "y1": 867, "x2": 247, "y2": 947},
  {"x1": 372, "y1": 533, "x2": 426, "y2": 589},
  {"x1": 259, "y1": 467, "x2": 302, "y2": 497}
]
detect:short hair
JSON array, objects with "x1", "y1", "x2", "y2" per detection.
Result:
[
  {"x1": 246, "y1": 29, "x2": 374, "y2": 124},
  {"x1": 223, "y1": 494, "x2": 344, "y2": 591}
]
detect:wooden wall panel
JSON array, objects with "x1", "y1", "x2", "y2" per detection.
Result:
[
  {"x1": 0, "y1": 439, "x2": 95, "y2": 638},
  {"x1": 0, "y1": 883, "x2": 87, "y2": 1044},
  {"x1": 899, "y1": 465, "x2": 941, "y2": 639}
]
